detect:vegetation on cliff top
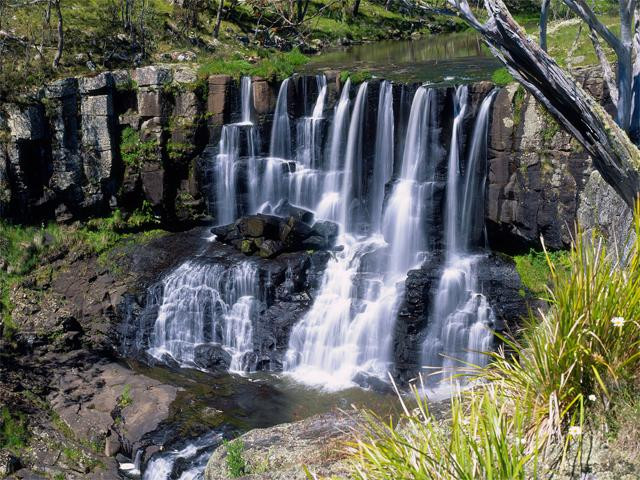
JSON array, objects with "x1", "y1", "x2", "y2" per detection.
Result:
[{"x1": 0, "y1": 0, "x2": 461, "y2": 97}]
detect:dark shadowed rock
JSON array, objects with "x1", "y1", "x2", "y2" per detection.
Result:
[{"x1": 193, "y1": 344, "x2": 232, "y2": 370}]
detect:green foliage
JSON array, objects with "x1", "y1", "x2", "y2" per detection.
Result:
[
  {"x1": 513, "y1": 248, "x2": 570, "y2": 297},
  {"x1": 350, "y1": 384, "x2": 542, "y2": 480},
  {"x1": 0, "y1": 407, "x2": 28, "y2": 452},
  {"x1": 340, "y1": 70, "x2": 373, "y2": 84},
  {"x1": 491, "y1": 67, "x2": 514, "y2": 87},
  {"x1": 512, "y1": 85, "x2": 526, "y2": 127},
  {"x1": 198, "y1": 48, "x2": 309, "y2": 81},
  {"x1": 224, "y1": 439, "x2": 247, "y2": 477},
  {"x1": 118, "y1": 384, "x2": 133, "y2": 408},
  {"x1": 167, "y1": 140, "x2": 193, "y2": 161},
  {"x1": 120, "y1": 127, "x2": 158, "y2": 168}
]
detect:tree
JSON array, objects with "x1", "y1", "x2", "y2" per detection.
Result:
[
  {"x1": 51, "y1": 0, "x2": 63, "y2": 69},
  {"x1": 213, "y1": 0, "x2": 224, "y2": 38},
  {"x1": 448, "y1": 0, "x2": 640, "y2": 208}
]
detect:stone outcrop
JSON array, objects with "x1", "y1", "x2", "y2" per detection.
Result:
[
  {"x1": 212, "y1": 212, "x2": 338, "y2": 258},
  {"x1": 486, "y1": 67, "x2": 618, "y2": 252},
  {"x1": 204, "y1": 411, "x2": 356, "y2": 480}
]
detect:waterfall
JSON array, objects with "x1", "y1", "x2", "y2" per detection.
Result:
[
  {"x1": 370, "y1": 80, "x2": 394, "y2": 232},
  {"x1": 284, "y1": 84, "x2": 440, "y2": 390},
  {"x1": 269, "y1": 78, "x2": 292, "y2": 160},
  {"x1": 142, "y1": 432, "x2": 221, "y2": 480},
  {"x1": 212, "y1": 76, "x2": 260, "y2": 223},
  {"x1": 214, "y1": 126, "x2": 239, "y2": 225},
  {"x1": 315, "y1": 78, "x2": 351, "y2": 222},
  {"x1": 240, "y1": 76, "x2": 253, "y2": 124},
  {"x1": 444, "y1": 85, "x2": 469, "y2": 256},
  {"x1": 421, "y1": 89, "x2": 498, "y2": 382},
  {"x1": 147, "y1": 259, "x2": 260, "y2": 373},
  {"x1": 339, "y1": 82, "x2": 368, "y2": 231}
]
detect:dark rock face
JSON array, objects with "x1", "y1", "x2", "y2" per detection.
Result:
[
  {"x1": 485, "y1": 67, "x2": 610, "y2": 252},
  {"x1": 119, "y1": 228, "x2": 330, "y2": 372},
  {"x1": 212, "y1": 213, "x2": 338, "y2": 258},
  {"x1": 394, "y1": 251, "x2": 529, "y2": 382}
]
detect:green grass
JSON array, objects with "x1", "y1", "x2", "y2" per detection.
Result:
[
  {"x1": 340, "y1": 70, "x2": 373, "y2": 84},
  {"x1": 513, "y1": 248, "x2": 570, "y2": 297},
  {"x1": 224, "y1": 439, "x2": 247, "y2": 477},
  {"x1": 118, "y1": 384, "x2": 133, "y2": 409},
  {"x1": 0, "y1": 407, "x2": 28, "y2": 453},
  {"x1": 491, "y1": 67, "x2": 514, "y2": 86},
  {"x1": 350, "y1": 383, "x2": 542, "y2": 480},
  {"x1": 198, "y1": 48, "x2": 309, "y2": 81}
]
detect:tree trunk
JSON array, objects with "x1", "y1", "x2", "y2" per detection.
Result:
[
  {"x1": 450, "y1": 0, "x2": 640, "y2": 207},
  {"x1": 52, "y1": 0, "x2": 63, "y2": 68},
  {"x1": 213, "y1": 0, "x2": 223, "y2": 38},
  {"x1": 296, "y1": 0, "x2": 310, "y2": 23},
  {"x1": 539, "y1": 0, "x2": 550, "y2": 51},
  {"x1": 352, "y1": 0, "x2": 361, "y2": 17}
]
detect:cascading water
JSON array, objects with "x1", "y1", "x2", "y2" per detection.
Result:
[
  {"x1": 421, "y1": 89, "x2": 498, "y2": 382},
  {"x1": 146, "y1": 259, "x2": 260, "y2": 373},
  {"x1": 284, "y1": 85, "x2": 438, "y2": 390},
  {"x1": 212, "y1": 76, "x2": 260, "y2": 222}
]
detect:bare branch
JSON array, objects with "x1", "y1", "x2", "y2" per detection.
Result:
[
  {"x1": 589, "y1": 28, "x2": 619, "y2": 106},
  {"x1": 446, "y1": 0, "x2": 487, "y2": 32},
  {"x1": 453, "y1": 0, "x2": 640, "y2": 207},
  {"x1": 561, "y1": 0, "x2": 623, "y2": 55}
]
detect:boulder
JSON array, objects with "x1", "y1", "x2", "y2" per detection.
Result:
[
  {"x1": 193, "y1": 344, "x2": 232, "y2": 371},
  {"x1": 272, "y1": 199, "x2": 314, "y2": 224}
]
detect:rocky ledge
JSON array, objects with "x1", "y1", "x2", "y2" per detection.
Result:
[{"x1": 204, "y1": 411, "x2": 356, "y2": 480}]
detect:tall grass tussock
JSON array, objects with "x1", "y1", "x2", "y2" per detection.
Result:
[{"x1": 349, "y1": 205, "x2": 640, "y2": 479}]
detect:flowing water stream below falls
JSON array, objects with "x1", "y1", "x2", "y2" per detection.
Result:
[{"x1": 123, "y1": 69, "x2": 505, "y2": 478}]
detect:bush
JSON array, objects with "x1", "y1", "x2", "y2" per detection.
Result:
[
  {"x1": 120, "y1": 127, "x2": 158, "y2": 168},
  {"x1": 224, "y1": 439, "x2": 247, "y2": 477},
  {"x1": 350, "y1": 382, "x2": 542, "y2": 480}
]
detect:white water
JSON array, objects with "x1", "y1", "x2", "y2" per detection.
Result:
[
  {"x1": 147, "y1": 260, "x2": 259, "y2": 373},
  {"x1": 285, "y1": 85, "x2": 437, "y2": 390},
  {"x1": 142, "y1": 432, "x2": 221, "y2": 480},
  {"x1": 421, "y1": 89, "x2": 498, "y2": 382}
]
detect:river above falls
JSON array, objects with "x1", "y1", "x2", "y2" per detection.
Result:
[{"x1": 305, "y1": 31, "x2": 501, "y2": 84}]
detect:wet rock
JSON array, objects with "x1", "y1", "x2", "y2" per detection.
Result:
[
  {"x1": 213, "y1": 215, "x2": 338, "y2": 257},
  {"x1": 193, "y1": 344, "x2": 232, "y2": 370},
  {"x1": 272, "y1": 200, "x2": 314, "y2": 224},
  {"x1": 0, "y1": 451, "x2": 22, "y2": 477}
]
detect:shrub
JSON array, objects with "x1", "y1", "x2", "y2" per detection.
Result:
[
  {"x1": 513, "y1": 248, "x2": 570, "y2": 297},
  {"x1": 120, "y1": 127, "x2": 158, "y2": 168},
  {"x1": 224, "y1": 439, "x2": 247, "y2": 477}
]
